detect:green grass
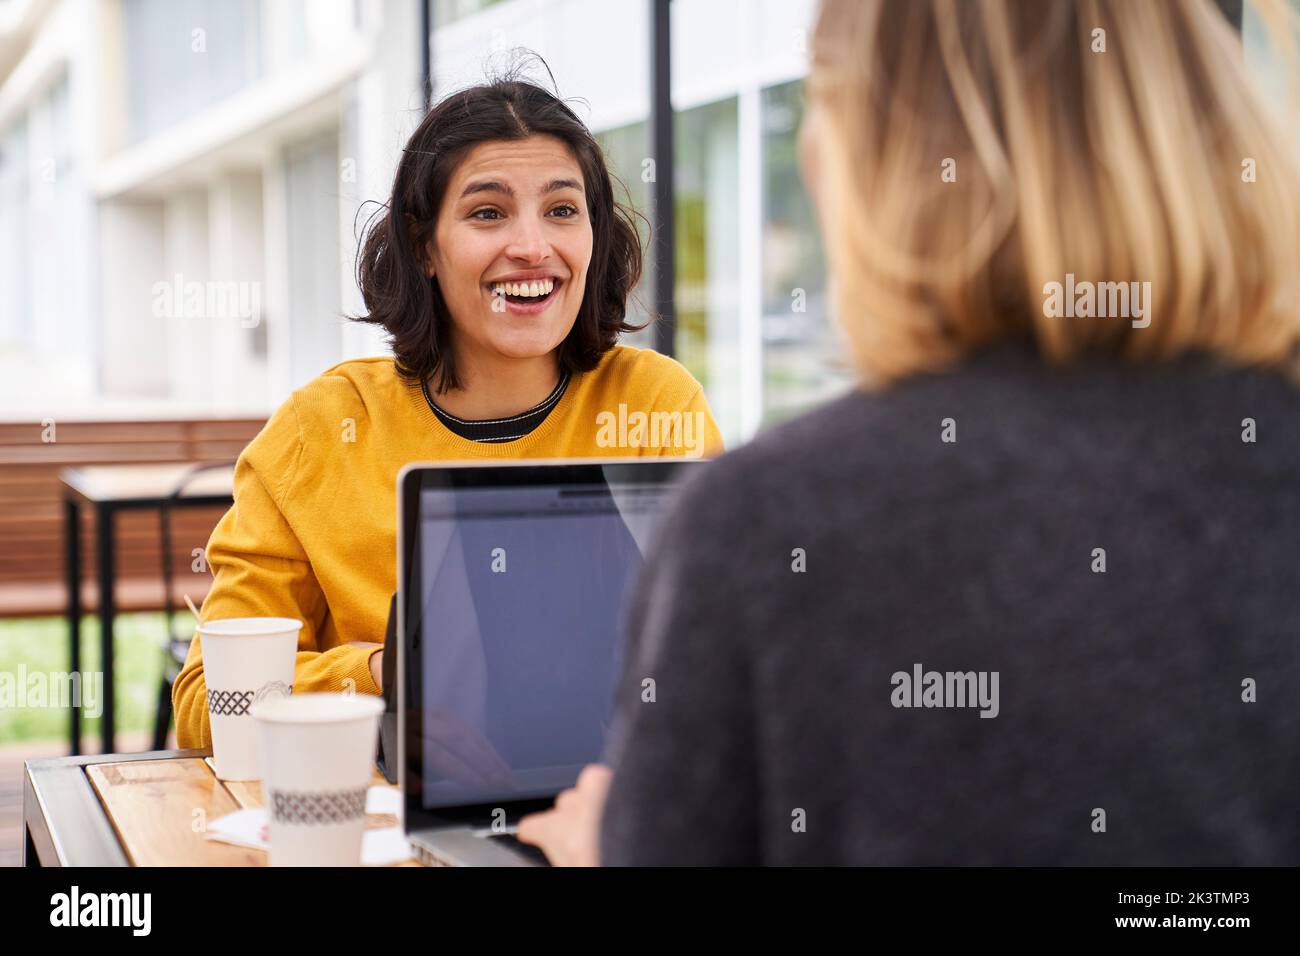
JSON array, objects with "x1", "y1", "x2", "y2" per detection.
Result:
[{"x1": 0, "y1": 611, "x2": 194, "y2": 744}]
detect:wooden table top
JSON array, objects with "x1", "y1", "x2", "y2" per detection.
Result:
[
  {"x1": 26, "y1": 749, "x2": 418, "y2": 867},
  {"x1": 60, "y1": 462, "x2": 235, "y2": 505}
]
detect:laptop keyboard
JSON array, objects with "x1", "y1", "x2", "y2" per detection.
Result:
[{"x1": 487, "y1": 832, "x2": 552, "y2": 867}]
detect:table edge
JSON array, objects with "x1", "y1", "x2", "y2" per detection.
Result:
[
  {"x1": 24, "y1": 749, "x2": 214, "y2": 867},
  {"x1": 59, "y1": 466, "x2": 235, "y2": 507},
  {"x1": 26, "y1": 748, "x2": 211, "y2": 771}
]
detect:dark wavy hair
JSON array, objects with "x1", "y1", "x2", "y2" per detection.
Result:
[{"x1": 352, "y1": 69, "x2": 648, "y2": 394}]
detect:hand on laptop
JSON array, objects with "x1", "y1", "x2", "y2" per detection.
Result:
[{"x1": 517, "y1": 764, "x2": 613, "y2": 867}]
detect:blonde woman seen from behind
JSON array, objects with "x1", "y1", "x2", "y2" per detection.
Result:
[{"x1": 520, "y1": 0, "x2": 1300, "y2": 866}]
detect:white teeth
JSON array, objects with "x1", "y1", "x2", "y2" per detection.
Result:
[{"x1": 491, "y1": 279, "x2": 557, "y2": 298}]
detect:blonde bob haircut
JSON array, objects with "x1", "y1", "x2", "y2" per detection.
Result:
[{"x1": 808, "y1": 0, "x2": 1300, "y2": 387}]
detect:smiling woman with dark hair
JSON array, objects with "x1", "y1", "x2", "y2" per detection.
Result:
[
  {"x1": 355, "y1": 77, "x2": 649, "y2": 401},
  {"x1": 172, "y1": 74, "x2": 722, "y2": 750}
]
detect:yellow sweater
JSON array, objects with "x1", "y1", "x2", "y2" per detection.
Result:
[{"x1": 173, "y1": 345, "x2": 723, "y2": 749}]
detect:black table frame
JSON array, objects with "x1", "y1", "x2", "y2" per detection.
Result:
[{"x1": 63, "y1": 482, "x2": 233, "y2": 755}]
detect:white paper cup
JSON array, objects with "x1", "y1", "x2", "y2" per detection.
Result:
[
  {"x1": 198, "y1": 617, "x2": 301, "y2": 781},
  {"x1": 250, "y1": 692, "x2": 384, "y2": 867}
]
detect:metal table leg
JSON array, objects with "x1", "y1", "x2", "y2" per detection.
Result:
[
  {"x1": 96, "y1": 503, "x2": 117, "y2": 754},
  {"x1": 65, "y1": 496, "x2": 82, "y2": 756}
]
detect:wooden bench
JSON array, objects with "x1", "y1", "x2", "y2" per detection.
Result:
[{"x1": 0, "y1": 418, "x2": 266, "y2": 619}]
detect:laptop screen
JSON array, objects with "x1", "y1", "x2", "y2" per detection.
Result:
[{"x1": 400, "y1": 461, "x2": 700, "y2": 815}]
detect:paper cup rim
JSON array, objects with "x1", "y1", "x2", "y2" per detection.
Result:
[
  {"x1": 197, "y1": 617, "x2": 303, "y2": 637},
  {"x1": 249, "y1": 692, "x2": 384, "y2": 724}
]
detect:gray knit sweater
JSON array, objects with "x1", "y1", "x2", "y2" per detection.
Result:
[{"x1": 600, "y1": 340, "x2": 1300, "y2": 865}]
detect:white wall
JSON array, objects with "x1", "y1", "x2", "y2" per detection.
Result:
[
  {"x1": 163, "y1": 189, "x2": 213, "y2": 405},
  {"x1": 339, "y1": 0, "x2": 423, "y2": 363},
  {"x1": 0, "y1": 0, "x2": 105, "y2": 412},
  {"x1": 208, "y1": 169, "x2": 267, "y2": 410},
  {"x1": 99, "y1": 198, "x2": 168, "y2": 397}
]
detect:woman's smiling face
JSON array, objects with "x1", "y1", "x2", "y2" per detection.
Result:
[{"x1": 425, "y1": 134, "x2": 593, "y2": 371}]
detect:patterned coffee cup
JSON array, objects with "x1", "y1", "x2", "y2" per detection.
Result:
[
  {"x1": 197, "y1": 618, "x2": 301, "y2": 781},
  {"x1": 250, "y1": 692, "x2": 385, "y2": 866}
]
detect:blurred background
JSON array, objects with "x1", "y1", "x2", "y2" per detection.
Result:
[
  {"x1": 0, "y1": 0, "x2": 855, "y2": 435},
  {"x1": 0, "y1": 0, "x2": 1290, "y2": 863}
]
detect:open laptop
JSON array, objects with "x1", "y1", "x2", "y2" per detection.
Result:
[{"x1": 396, "y1": 458, "x2": 706, "y2": 866}]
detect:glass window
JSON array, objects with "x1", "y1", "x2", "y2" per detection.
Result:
[
  {"x1": 595, "y1": 120, "x2": 656, "y2": 348},
  {"x1": 673, "y1": 96, "x2": 741, "y2": 442},
  {"x1": 434, "y1": 0, "x2": 508, "y2": 27},
  {"x1": 123, "y1": 0, "x2": 262, "y2": 143},
  {"x1": 760, "y1": 78, "x2": 852, "y2": 428},
  {"x1": 602, "y1": 99, "x2": 746, "y2": 442}
]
